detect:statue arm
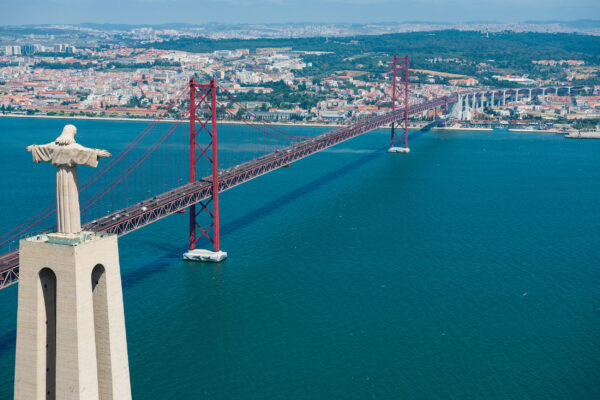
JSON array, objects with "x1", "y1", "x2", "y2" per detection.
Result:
[
  {"x1": 97, "y1": 149, "x2": 111, "y2": 158},
  {"x1": 26, "y1": 144, "x2": 54, "y2": 163},
  {"x1": 69, "y1": 146, "x2": 111, "y2": 168}
]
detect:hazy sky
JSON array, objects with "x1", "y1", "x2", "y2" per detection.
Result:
[{"x1": 1, "y1": 0, "x2": 599, "y2": 26}]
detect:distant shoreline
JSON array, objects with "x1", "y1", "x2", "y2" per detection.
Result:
[
  {"x1": 1, "y1": 114, "x2": 570, "y2": 135},
  {"x1": 0, "y1": 113, "x2": 431, "y2": 130},
  {"x1": 508, "y1": 128, "x2": 564, "y2": 134},
  {"x1": 433, "y1": 126, "x2": 493, "y2": 131}
]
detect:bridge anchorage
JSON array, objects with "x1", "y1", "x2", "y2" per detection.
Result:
[
  {"x1": 388, "y1": 54, "x2": 410, "y2": 154},
  {"x1": 183, "y1": 77, "x2": 227, "y2": 262}
]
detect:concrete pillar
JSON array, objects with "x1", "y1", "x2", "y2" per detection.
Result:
[
  {"x1": 491, "y1": 92, "x2": 495, "y2": 107},
  {"x1": 528, "y1": 89, "x2": 532, "y2": 101},
  {"x1": 568, "y1": 87, "x2": 571, "y2": 96},
  {"x1": 542, "y1": 88, "x2": 546, "y2": 96},
  {"x1": 503, "y1": 90, "x2": 506, "y2": 105},
  {"x1": 14, "y1": 234, "x2": 132, "y2": 400},
  {"x1": 458, "y1": 94, "x2": 464, "y2": 120}
]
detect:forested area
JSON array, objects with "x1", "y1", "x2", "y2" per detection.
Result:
[
  {"x1": 147, "y1": 30, "x2": 600, "y2": 68},
  {"x1": 144, "y1": 30, "x2": 600, "y2": 84}
]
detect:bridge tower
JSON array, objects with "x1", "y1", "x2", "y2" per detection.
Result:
[
  {"x1": 183, "y1": 78, "x2": 227, "y2": 262},
  {"x1": 388, "y1": 54, "x2": 410, "y2": 154}
]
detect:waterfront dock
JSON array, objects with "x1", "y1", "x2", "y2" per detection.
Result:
[{"x1": 565, "y1": 131, "x2": 600, "y2": 139}]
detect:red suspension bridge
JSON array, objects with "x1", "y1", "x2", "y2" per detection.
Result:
[{"x1": 0, "y1": 55, "x2": 583, "y2": 289}]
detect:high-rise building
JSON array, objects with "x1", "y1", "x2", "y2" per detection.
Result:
[
  {"x1": 21, "y1": 44, "x2": 36, "y2": 56},
  {"x1": 4, "y1": 45, "x2": 21, "y2": 56}
]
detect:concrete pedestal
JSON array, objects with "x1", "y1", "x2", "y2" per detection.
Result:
[
  {"x1": 388, "y1": 147, "x2": 411, "y2": 153},
  {"x1": 183, "y1": 249, "x2": 228, "y2": 263},
  {"x1": 14, "y1": 233, "x2": 131, "y2": 400}
]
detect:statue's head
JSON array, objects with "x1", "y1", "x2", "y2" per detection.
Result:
[{"x1": 55, "y1": 124, "x2": 77, "y2": 145}]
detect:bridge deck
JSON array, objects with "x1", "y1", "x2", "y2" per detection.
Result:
[{"x1": 0, "y1": 95, "x2": 454, "y2": 289}]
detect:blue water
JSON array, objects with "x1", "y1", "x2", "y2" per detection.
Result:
[{"x1": 0, "y1": 117, "x2": 599, "y2": 399}]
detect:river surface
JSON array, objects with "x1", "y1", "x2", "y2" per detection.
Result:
[{"x1": 0, "y1": 117, "x2": 599, "y2": 399}]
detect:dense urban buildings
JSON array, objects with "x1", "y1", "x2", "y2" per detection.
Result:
[{"x1": 0, "y1": 24, "x2": 599, "y2": 131}]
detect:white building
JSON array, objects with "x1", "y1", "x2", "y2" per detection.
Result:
[{"x1": 4, "y1": 46, "x2": 21, "y2": 56}]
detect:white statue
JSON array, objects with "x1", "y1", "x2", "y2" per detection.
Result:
[{"x1": 26, "y1": 124, "x2": 111, "y2": 235}]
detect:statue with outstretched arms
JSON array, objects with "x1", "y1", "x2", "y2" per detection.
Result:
[{"x1": 26, "y1": 124, "x2": 111, "y2": 235}]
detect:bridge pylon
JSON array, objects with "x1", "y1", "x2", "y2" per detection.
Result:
[
  {"x1": 389, "y1": 54, "x2": 410, "y2": 154},
  {"x1": 183, "y1": 77, "x2": 227, "y2": 262}
]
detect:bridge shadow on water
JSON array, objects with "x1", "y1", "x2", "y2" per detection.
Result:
[
  {"x1": 1, "y1": 132, "x2": 426, "y2": 356},
  {"x1": 120, "y1": 144, "x2": 390, "y2": 291}
]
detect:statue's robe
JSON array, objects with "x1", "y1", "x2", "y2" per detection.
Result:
[{"x1": 29, "y1": 142, "x2": 103, "y2": 234}]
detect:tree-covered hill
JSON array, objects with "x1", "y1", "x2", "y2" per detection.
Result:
[{"x1": 145, "y1": 30, "x2": 600, "y2": 68}]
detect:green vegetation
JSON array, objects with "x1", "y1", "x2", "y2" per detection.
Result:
[
  {"x1": 233, "y1": 81, "x2": 325, "y2": 110},
  {"x1": 126, "y1": 95, "x2": 145, "y2": 108},
  {"x1": 298, "y1": 53, "x2": 383, "y2": 80},
  {"x1": 105, "y1": 59, "x2": 181, "y2": 69},
  {"x1": 35, "y1": 52, "x2": 88, "y2": 58},
  {"x1": 147, "y1": 30, "x2": 600, "y2": 67},
  {"x1": 573, "y1": 118, "x2": 599, "y2": 130},
  {"x1": 146, "y1": 30, "x2": 600, "y2": 83},
  {"x1": 0, "y1": 105, "x2": 15, "y2": 114},
  {"x1": 0, "y1": 27, "x2": 88, "y2": 37},
  {"x1": 34, "y1": 61, "x2": 89, "y2": 69},
  {"x1": 32, "y1": 59, "x2": 180, "y2": 71}
]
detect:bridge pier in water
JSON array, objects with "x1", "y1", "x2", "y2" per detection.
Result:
[{"x1": 183, "y1": 77, "x2": 227, "y2": 263}]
